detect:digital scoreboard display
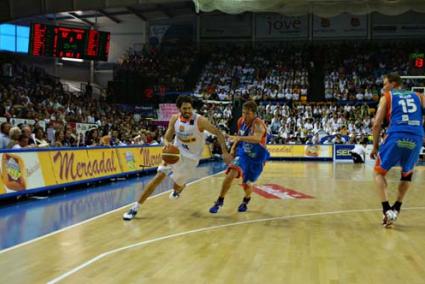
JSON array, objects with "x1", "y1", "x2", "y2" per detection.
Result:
[
  {"x1": 410, "y1": 53, "x2": 424, "y2": 69},
  {"x1": 30, "y1": 23, "x2": 110, "y2": 61}
]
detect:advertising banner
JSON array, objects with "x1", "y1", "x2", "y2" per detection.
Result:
[
  {"x1": 47, "y1": 149, "x2": 119, "y2": 185},
  {"x1": 38, "y1": 151, "x2": 57, "y2": 186},
  {"x1": 200, "y1": 14, "x2": 252, "y2": 38},
  {"x1": 268, "y1": 145, "x2": 333, "y2": 159},
  {"x1": 85, "y1": 148, "x2": 121, "y2": 178},
  {"x1": 116, "y1": 147, "x2": 141, "y2": 173},
  {"x1": 0, "y1": 145, "x2": 213, "y2": 198},
  {"x1": 372, "y1": 11, "x2": 425, "y2": 38},
  {"x1": 313, "y1": 13, "x2": 367, "y2": 38},
  {"x1": 0, "y1": 152, "x2": 46, "y2": 193},
  {"x1": 0, "y1": 172, "x2": 4, "y2": 194},
  {"x1": 334, "y1": 144, "x2": 355, "y2": 162},
  {"x1": 201, "y1": 145, "x2": 212, "y2": 159},
  {"x1": 256, "y1": 14, "x2": 308, "y2": 39}
]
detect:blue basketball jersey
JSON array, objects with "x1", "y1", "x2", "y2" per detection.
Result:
[
  {"x1": 236, "y1": 118, "x2": 270, "y2": 162},
  {"x1": 386, "y1": 89, "x2": 424, "y2": 137}
]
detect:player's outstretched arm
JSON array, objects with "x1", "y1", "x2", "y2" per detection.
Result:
[
  {"x1": 198, "y1": 116, "x2": 232, "y2": 164},
  {"x1": 164, "y1": 115, "x2": 178, "y2": 146},
  {"x1": 231, "y1": 120, "x2": 265, "y2": 144},
  {"x1": 370, "y1": 96, "x2": 387, "y2": 159}
]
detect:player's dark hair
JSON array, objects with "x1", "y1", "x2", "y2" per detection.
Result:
[
  {"x1": 385, "y1": 72, "x2": 402, "y2": 86},
  {"x1": 176, "y1": 95, "x2": 193, "y2": 108},
  {"x1": 242, "y1": 100, "x2": 257, "y2": 113}
]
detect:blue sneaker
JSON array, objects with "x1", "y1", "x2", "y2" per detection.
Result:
[
  {"x1": 238, "y1": 197, "x2": 251, "y2": 212},
  {"x1": 238, "y1": 203, "x2": 248, "y2": 212},
  {"x1": 209, "y1": 200, "x2": 224, "y2": 214}
]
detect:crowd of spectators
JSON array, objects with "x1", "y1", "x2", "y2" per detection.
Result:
[
  {"x1": 2, "y1": 40, "x2": 425, "y2": 149},
  {"x1": 115, "y1": 45, "x2": 197, "y2": 93},
  {"x1": 323, "y1": 41, "x2": 424, "y2": 101},
  {"x1": 259, "y1": 103, "x2": 372, "y2": 144},
  {"x1": 0, "y1": 56, "x2": 164, "y2": 149},
  {"x1": 194, "y1": 45, "x2": 310, "y2": 102}
]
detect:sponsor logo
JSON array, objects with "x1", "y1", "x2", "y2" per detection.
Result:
[
  {"x1": 336, "y1": 149, "x2": 352, "y2": 156},
  {"x1": 53, "y1": 151, "x2": 117, "y2": 180},
  {"x1": 253, "y1": 184, "x2": 314, "y2": 199},
  {"x1": 140, "y1": 148, "x2": 162, "y2": 167}
]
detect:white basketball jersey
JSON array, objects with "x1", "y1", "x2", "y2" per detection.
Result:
[{"x1": 174, "y1": 114, "x2": 205, "y2": 161}]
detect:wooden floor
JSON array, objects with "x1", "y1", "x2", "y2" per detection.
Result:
[{"x1": 1, "y1": 162, "x2": 425, "y2": 284}]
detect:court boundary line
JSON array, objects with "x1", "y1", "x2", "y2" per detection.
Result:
[
  {"x1": 0, "y1": 170, "x2": 225, "y2": 254},
  {"x1": 47, "y1": 206, "x2": 425, "y2": 284}
]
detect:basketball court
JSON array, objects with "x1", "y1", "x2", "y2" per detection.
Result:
[{"x1": 1, "y1": 161, "x2": 425, "y2": 284}]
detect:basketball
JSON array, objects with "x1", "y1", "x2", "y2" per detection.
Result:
[{"x1": 162, "y1": 145, "x2": 180, "y2": 164}]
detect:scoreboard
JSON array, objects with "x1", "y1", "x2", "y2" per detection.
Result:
[
  {"x1": 29, "y1": 23, "x2": 110, "y2": 61},
  {"x1": 410, "y1": 52, "x2": 424, "y2": 73}
]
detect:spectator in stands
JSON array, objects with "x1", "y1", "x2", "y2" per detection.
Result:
[
  {"x1": 20, "y1": 125, "x2": 35, "y2": 146},
  {"x1": 52, "y1": 129, "x2": 65, "y2": 147},
  {"x1": 34, "y1": 127, "x2": 49, "y2": 147},
  {"x1": 12, "y1": 134, "x2": 29, "y2": 149},
  {"x1": 63, "y1": 128, "x2": 76, "y2": 147},
  {"x1": 0, "y1": 122, "x2": 11, "y2": 149},
  {"x1": 7, "y1": 127, "x2": 21, "y2": 148},
  {"x1": 85, "y1": 128, "x2": 100, "y2": 146}
]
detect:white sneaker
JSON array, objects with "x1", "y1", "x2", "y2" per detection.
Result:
[
  {"x1": 169, "y1": 190, "x2": 181, "y2": 200},
  {"x1": 387, "y1": 209, "x2": 398, "y2": 221},
  {"x1": 123, "y1": 208, "x2": 138, "y2": 221},
  {"x1": 383, "y1": 210, "x2": 398, "y2": 228}
]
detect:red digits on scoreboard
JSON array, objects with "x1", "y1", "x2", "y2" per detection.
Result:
[{"x1": 415, "y1": 58, "x2": 424, "y2": 68}]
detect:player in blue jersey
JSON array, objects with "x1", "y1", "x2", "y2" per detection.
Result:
[
  {"x1": 370, "y1": 72, "x2": 425, "y2": 228},
  {"x1": 209, "y1": 101, "x2": 270, "y2": 213}
]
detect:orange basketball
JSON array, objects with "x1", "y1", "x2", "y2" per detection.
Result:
[{"x1": 162, "y1": 145, "x2": 180, "y2": 164}]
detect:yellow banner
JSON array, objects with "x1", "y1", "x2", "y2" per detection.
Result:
[
  {"x1": 0, "y1": 152, "x2": 46, "y2": 193},
  {"x1": 268, "y1": 145, "x2": 333, "y2": 158},
  {"x1": 139, "y1": 146, "x2": 163, "y2": 168},
  {"x1": 0, "y1": 168, "x2": 5, "y2": 194},
  {"x1": 116, "y1": 147, "x2": 145, "y2": 172},
  {"x1": 201, "y1": 145, "x2": 212, "y2": 159},
  {"x1": 47, "y1": 149, "x2": 120, "y2": 184},
  {"x1": 0, "y1": 145, "x2": 214, "y2": 197},
  {"x1": 47, "y1": 150, "x2": 90, "y2": 184},
  {"x1": 38, "y1": 152, "x2": 57, "y2": 186},
  {"x1": 117, "y1": 145, "x2": 213, "y2": 171},
  {"x1": 85, "y1": 148, "x2": 121, "y2": 178}
]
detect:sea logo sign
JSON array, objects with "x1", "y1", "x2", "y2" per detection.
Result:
[
  {"x1": 252, "y1": 184, "x2": 314, "y2": 199},
  {"x1": 334, "y1": 144, "x2": 355, "y2": 160}
]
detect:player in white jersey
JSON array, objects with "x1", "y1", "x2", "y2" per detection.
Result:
[{"x1": 123, "y1": 95, "x2": 232, "y2": 221}]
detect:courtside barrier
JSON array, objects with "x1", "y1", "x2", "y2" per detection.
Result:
[
  {"x1": 267, "y1": 145, "x2": 333, "y2": 161},
  {"x1": 0, "y1": 145, "x2": 212, "y2": 200}
]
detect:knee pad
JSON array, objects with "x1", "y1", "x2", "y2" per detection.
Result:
[{"x1": 400, "y1": 172, "x2": 413, "y2": 182}]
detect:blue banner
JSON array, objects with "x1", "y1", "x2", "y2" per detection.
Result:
[{"x1": 334, "y1": 144, "x2": 355, "y2": 161}]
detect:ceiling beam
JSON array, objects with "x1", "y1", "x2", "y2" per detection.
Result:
[
  {"x1": 126, "y1": 6, "x2": 147, "y2": 21},
  {"x1": 68, "y1": 12, "x2": 94, "y2": 26},
  {"x1": 52, "y1": 4, "x2": 194, "y2": 23},
  {"x1": 97, "y1": 9, "x2": 122, "y2": 24}
]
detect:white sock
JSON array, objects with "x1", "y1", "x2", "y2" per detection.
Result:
[{"x1": 131, "y1": 202, "x2": 140, "y2": 210}]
